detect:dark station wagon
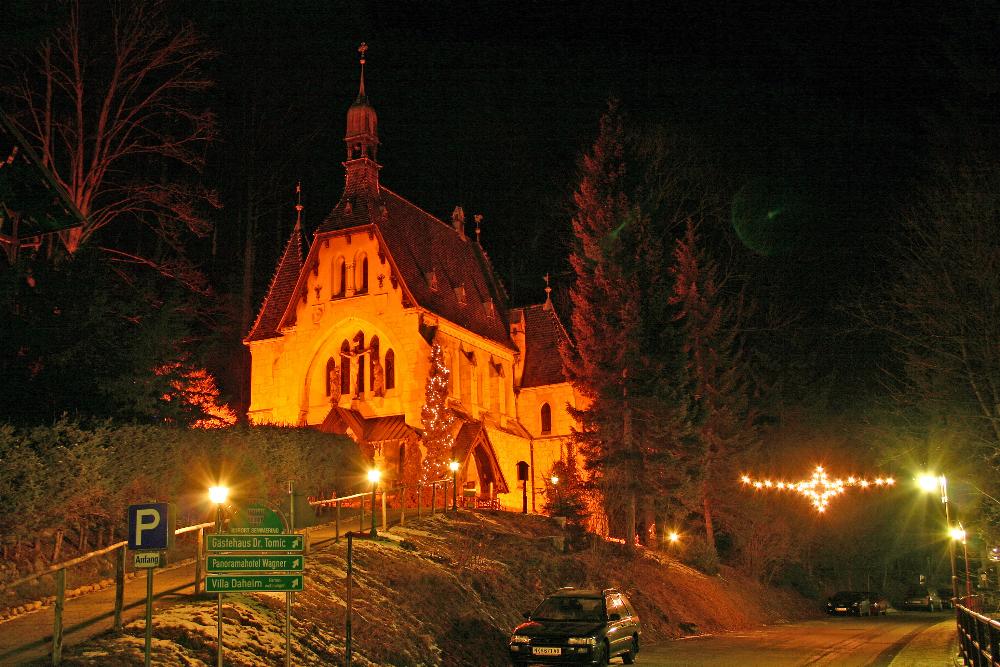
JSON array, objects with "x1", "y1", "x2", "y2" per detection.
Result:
[{"x1": 509, "y1": 587, "x2": 641, "y2": 665}]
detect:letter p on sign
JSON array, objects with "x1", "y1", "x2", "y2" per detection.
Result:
[{"x1": 127, "y1": 503, "x2": 173, "y2": 551}]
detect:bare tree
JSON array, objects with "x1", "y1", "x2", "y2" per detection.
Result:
[{"x1": 2, "y1": 0, "x2": 217, "y2": 288}]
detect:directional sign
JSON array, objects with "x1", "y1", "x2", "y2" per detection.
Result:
[
  {"x1": 207, "y1": 555, "x2": 303, "y2": 572},
  {"x1": 206, "y1": 534, "x2": 303, "y2": 553},
  {"x1": 127, "y1": 503, "x2": 174, "y2": 551},
  {"x1": 229, "y1": 503, "x2": 287, "y2": 535},
  {"x1": 206, "y1": 575, "x2": 303, "y2": 593},
  {"x1": 134, "y1": 552, "x2": 163, "y2": 569}
]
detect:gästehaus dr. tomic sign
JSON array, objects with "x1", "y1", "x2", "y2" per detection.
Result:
[{"x1": 206, "y1": 534, "x2": 303, "y2": 552}]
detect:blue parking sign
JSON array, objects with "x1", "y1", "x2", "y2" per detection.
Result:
[{"x1": 127, "y1": 503, "x2": 172, "y2": 550}]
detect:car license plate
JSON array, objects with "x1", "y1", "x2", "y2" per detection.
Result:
[
  {"x1": 532, "y1": 647, "x2": 562, "y2": 656},
  {"x1": 835, "y1": 607, "x2": 847, "y2": 612}
]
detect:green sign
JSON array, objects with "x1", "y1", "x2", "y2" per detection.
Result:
[
  {"x1": 229, "y1": 503, "x2": 287, "y2": 535},
  {"x1": 207, "y1": 555, "x2": 303, "y2": 572},
  {"x1": 206, "y1": 575, "x2": 303, "y2": 593},
  {"x1": 207, "y1": 534, "x2": 303, "y2": 553}
]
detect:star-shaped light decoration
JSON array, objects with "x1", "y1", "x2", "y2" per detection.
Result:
[{"x1": 740, "y1": 466, "x2": 895, "y2": 512}]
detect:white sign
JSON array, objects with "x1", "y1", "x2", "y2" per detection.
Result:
[{"x1": 134, "y1": 552, "x2": 162, "y2": 569}]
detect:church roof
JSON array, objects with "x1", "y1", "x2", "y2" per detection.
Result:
[
  {"x1": 244, "y1": 221, "x2": 303, "y2": 342},
  {"x1": 519, "y1": 303, "x2": 572, "y2": 388},
  {"x1": 314, "y1": 185, "x2": 513, "y2": 349}
]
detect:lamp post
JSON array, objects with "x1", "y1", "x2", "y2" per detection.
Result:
[
  {"x1": 449, "y1": 460, "x2": 459, "y2": 511},
  {"x1": 367, "y1": 469, "x2": 380, "y2": 538},
  {"x1": 919, "y1": 474, "x2": 959, "y2": 603},
  {"x1": 951, "y1": 523, "x2": 973, "y2": 603},
  {"x1": 208, "y1": 485, "x2": 229, "y2": 667}
]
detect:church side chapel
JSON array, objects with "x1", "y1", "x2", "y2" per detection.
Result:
[{"x1": 244, "y1": 46, "x2": 585, "y2": 512}]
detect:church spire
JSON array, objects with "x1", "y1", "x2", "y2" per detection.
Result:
[
  {"x1": 344, "y1": 42, "x2": 380, "y2": 193},
  {"x1": 543, "y1": 273, "x2": 552, "y2": 310},
  {"x1": 294, "y1": 180, "x2": 303, "y2": 228}
]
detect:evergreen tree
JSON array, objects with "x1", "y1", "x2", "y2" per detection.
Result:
[
  {"x1": 669, "y1": 221, "x2": 758, "y2": 561},
  {"x1": 419, "y1": 342, "x2": 456, "y2": 483}
]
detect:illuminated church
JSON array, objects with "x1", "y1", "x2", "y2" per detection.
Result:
[{"x1": 244, "y1": 49, "x2": 584, "y2": 512}]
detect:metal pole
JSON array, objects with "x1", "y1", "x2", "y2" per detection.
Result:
[
  {"x1": 452, "y1": 470, "x2": 457, "y2": 511},
  {"x1": 216, "y1": 504, "x2": 223, "y2": 667},
  {"x1": 346, "y1": 534, "x2": 353, "y2": 667},
  {"x1": 417, "y1": 485, "x2": 422, "y2": 519},
  {"x1": 370, "y1": 482, "x2": 378, "y2": 538},
  {"x1": 285, "y1": 592, "x2": 291, "y2": 667},
  {"x1": 381, "y1": 488, "x2": 387, "y2": 531},
  {"x1": 942, "y1": 478, "x2": 959, "y2": 603},
  {"x1": 145, "y1": 567, "x2": 153, "y2": 667},
  {"x1": 52, "y1": 567, "x2": 65, "y2": 666},
  {"x1": 431, "y1": 483, "x2": 437, "y2": 516},
  {"x1": 195, "y1": 528, "x2": 203, "y2": 596},
  {"x1": 400, "y1": 486, "x2": 406, "y2": 526},
  {"x1": 288, "y1": 480, "x2": 295, "y2": 533},
  {"x1": 335, "y1": 500, "x2": 341, "y2": 543},
  {"x1": 962, "y1": 536, "x2": 972, "y2": 601}
]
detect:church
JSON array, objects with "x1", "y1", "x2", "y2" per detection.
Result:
[{"x1": 243, "y1": 48, "x2": 584, "y2": 513}]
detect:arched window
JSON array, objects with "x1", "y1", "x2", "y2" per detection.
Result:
[
  {"x1": 369, "y1": 336, "x2": 380, "y2": 391},
  {"x1": 354, "y1": 331, "x2": 365, "y2": 395},
  {"x1": 333, "y1": 256, "x2": 346, "y2": 297},
  {"x1": 516, "y1": 460, "x2": 530, "y2": 482},
  {"x1": 540, "y1": 403, "x2": 552, "y2": 434},
  {"x1": 340, "y1": 340, "x2": 351, "y2": 395},
  {"x1": 385, "y1": 348, "x2": 395, "y2": 390},
  {"x1": 356, "y1": 254, "x2": 369, "y2": 294},
  {"x1": 325, "y1": 357, "x2": 336, "y2": 396}
]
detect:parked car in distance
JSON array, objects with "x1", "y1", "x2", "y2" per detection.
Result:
[
  {"x1": 902, "y1": 586, "x2": 942, "y2": 611},
  {"x1": 509, "y1": 587, "x2": 641, "y2": 665},
  {"x1": 868, "y1": 592, "x2": 890, "y2": 615},
  {"x1": 826, "y1": 591, "x2": 873, "y2": 616},
  {"x1": 938, "y1": 589, "x2": 955, "y2": 609}
]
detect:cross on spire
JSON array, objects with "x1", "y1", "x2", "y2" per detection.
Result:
[
  {"x1": 294, "y1": 181, "x2": 303, "y2": 228},
  {"x1": 543, "y1": 273, "x2": 552, "y2": 308},
  {"x1": 357, "y1": 42, "x2": 368, "y2": 100}
]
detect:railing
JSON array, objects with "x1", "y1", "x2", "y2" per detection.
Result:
[
  {"x1": 957, "y1": 600, "x2": 1000, "y2": 666},
  {"x1": 0, "y1": 521, "x2": 212, "y2": 665}
]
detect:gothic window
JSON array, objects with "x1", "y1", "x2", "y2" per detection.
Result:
[
  {"x1": 333, "y1": 256, "x2": 346, "y2": 297},
  {"x1": 340, "y1": 340, "x2": 351, "y2": 395},
  {"x1": 385, "y1": 349, "x2": 396, "y2": 390},
  {"x1": 369, "y1": 336, "x2": 380, "y2": 391},
  {"x1": 540, "y1": 403, "x2": 552, "y2": 434},
  {"x1": 356, "y1": 254, "x2": 369, "y2": 294},
  {"x1": 325, "y1": 358, "x2": 336, "y2": 396}
]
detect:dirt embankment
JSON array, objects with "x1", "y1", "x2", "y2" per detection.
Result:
[{"x1": 51, "y1": 511, "x2": 819, "y2": 666}]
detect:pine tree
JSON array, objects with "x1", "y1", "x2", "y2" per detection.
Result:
[
  {"x1": 419, "y1": 343, "x2": 456, "y2": 484},
  {"x1": 669, "y1": 220, "x2": 757, "y2": 561}
]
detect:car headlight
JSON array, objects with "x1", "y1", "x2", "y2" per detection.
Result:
[
  {"x1": 510, "y1": 635, "x2": 531, "y2": 644},
  {"x1": 567, "y1": 637, "x2": 597, "y2": 646},
  {"x1": 851, "y1": 602, "x2": 859, "y2": 606}
]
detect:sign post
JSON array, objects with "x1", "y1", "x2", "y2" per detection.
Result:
[{"x1": 127, "y1": 503, "x2": 172, "y2": 667}]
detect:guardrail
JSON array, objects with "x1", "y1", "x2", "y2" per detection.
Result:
[
  {"x1": 0, "y1": 521, "x2": 212, "y2": 664},
  {"x1": 957, "y1": 600, "x2": 1000, "y2": 666}
]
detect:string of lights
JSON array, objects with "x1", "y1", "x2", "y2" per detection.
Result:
[{"x1": 740, "y1": 466, "x2": 895, "y2": 512}]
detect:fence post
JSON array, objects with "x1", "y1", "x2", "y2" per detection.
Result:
[
  {"x1": 52, "y1": 567, "x2": 65, "y2": 665},
  {"x1": 431, "y1": 483, "x2": 437, "y2": 516},
  {"x1": 381, "y1": 489, "x2": 387, "y2": 531},
  {"x1": 359, "y1": 496, "x2": 365, "y2": 532},
  {"x1": 336, "y1": 500, "x2": 341, "y2": 543},
  {"x1": 399, "y1": 486, "x2": 406, "y2": 526},
  {"x1": 114, "y1": 545, "x2": 125, "y2": 631},
  {"x1": 195, "y1": 527, "x2": 203, "y2": 595},
  {"x1": 417, "y1": 485, "x2": 422, "y2": 519}
]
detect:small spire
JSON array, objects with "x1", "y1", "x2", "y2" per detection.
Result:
[
  {"x1": 474, "y1": 214, "x2": 483, "y2": 243},
  {"x1": 357, "y1": 42, "x2": 368, "y2": 102},
  {"x1": 294, "y1": 181, "x2": 303, "y2": 228},
  {"x1": 543, "y1": 273, "x2": 552, "y2": 309}
]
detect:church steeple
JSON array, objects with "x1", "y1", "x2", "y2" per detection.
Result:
[{"x1": 344, "y1": 43, "x2": 380, "y2": 193}]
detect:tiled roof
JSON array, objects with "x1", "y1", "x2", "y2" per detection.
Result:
[
  {"x1": 519, "y1": 303, "x2": 571, "y2": 388},
  {"x1": 314, "y1": 183, "x2": 513, "y2": 349},
  {"x1": 244, "y1": 221, "x2": 303, "y2": 342}
]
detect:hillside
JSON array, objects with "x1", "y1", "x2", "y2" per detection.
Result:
[{"x1": 48, "y1": 511, "x2": 818, "y2": 666}]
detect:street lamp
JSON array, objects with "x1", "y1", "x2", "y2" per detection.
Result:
[
  {"x1": 952, "y1": 522, "x2": 972, "y2": 602},
  {"x1": 668, "y1": 531, "x2": 680, "y2": 544},
  {"x1": 208, "y1": 485, "x2": 229, "y2": 667},
  {"x1": 367, "y1": 469, "x2": 380, "y2": 538},
  {"x1": 449, "y1": 460, "x2": 459, "y2": 511},
  {"x1": 918, "y1": 473, "x2": 958, "y2": 603}
]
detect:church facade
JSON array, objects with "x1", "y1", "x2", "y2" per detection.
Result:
[{"x1": 244, "y1": 51, "x2": 583, "y2": 512}]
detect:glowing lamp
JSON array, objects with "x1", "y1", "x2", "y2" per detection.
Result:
[
  {"x1": 550, "y1": 475, "x2": 559, "y2": 485},
  {"x1": 950, "y1": 527, "x2": 967, "y2": 542},
  {"x1": 208, "y1": 486, "x2": 229, "y2": 505},
  {"x1": 367, "y1": 468, "x2": 381, "y2": 484},
  {"x1": 918, "y1": 474, "x2": 941, "y2": 493},
  {"x1": 449, "y1": 460, "x2": 460, "y2": 472},
  {"x1": 668, "y1": 532, "x2": 680, "y2": 543}
]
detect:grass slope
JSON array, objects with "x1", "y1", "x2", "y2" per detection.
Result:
[{"x1": 51, "y1": 511, "x2": 818, "y2": 666}]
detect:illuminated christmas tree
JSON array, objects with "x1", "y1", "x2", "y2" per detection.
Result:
[{"x1": 419, "y1": 342, "x2": 455, "y2": 483}]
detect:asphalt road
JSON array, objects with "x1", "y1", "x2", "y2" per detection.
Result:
[{"x1": 637, "y1": 612, "x2": 958, "y2": 666}]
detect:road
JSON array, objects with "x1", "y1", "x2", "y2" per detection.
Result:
[{"x1": 638, "y1": 612, "x2": 958, "y2": 666}]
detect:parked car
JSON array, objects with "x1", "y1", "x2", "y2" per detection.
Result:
[
  {"x1": 937, "y1": 589, "x2": 955, "y2": 609},
  {"x1": 825, "y1": 591, "x2": 873, "y2": 616},
  {"x1": 868, "y1": 592, "x2": 890, "y2": 615},
  {"x1": 902, "y1": 586, "x2": 942, "y2": 611},
  {"x1": 509, "y1": 587, "x2": 642, "y2": 665}
]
